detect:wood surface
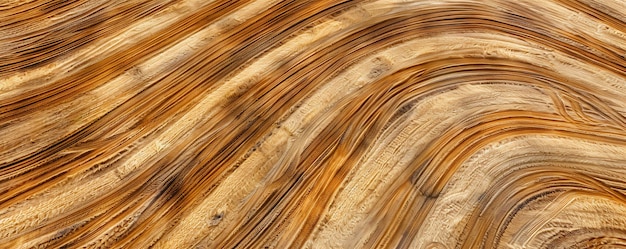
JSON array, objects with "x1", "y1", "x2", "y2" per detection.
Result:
[{"x1": 1, "y1": 0, "x2": 626, "y2": 248}]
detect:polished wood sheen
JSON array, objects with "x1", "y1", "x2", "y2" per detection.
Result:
[{"x1": 1, "y1": 0, "x2": 626, "y2": 248}]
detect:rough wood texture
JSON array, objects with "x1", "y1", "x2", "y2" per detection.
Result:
[{"x1": 1, "y1": 0, "x2": 626, "y2": 248}]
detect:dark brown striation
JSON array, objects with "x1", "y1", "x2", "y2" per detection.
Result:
[{"x1": 1, "y1": 0, "x2": 626, "y2": 248}]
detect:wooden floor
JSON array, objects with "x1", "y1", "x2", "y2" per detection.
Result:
[{"x1": 1, "y1": 0, "x2": 626, "y2": 248}]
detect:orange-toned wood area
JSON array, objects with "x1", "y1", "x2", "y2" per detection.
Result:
[{"x1": 1, "y1": 0, "x2": 626, "y2": 248}]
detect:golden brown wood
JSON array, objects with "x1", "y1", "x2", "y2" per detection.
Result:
[{"x1": 1, "y1": 0, "x2": 626, "y2": 248}]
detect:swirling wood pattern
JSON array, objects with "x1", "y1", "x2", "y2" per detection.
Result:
[{"x1": 1, "y1": 0, "x2": 626, "y2": 248}]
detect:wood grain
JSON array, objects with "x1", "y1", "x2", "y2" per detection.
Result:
[{"x1": 1, "y1": 0, "x2": 626, "y2": 248}]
